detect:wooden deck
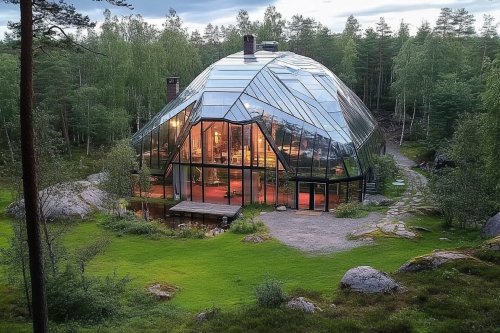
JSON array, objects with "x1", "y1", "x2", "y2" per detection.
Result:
[{"x1": 169, "y1": 201, "x2": 242, "y2": 218}]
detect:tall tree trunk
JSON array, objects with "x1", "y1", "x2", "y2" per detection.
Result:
[
  {"x1": 59, "y1": 100, "x2": 71, "y2": 157},
  {"x1": 409, "y1": 99, "x2": 417, "y2": 135},
  {"x1": 399, "y1": 87, "x2": 406, "y2": 146},
  {"x1": 86, "y1": 101, "x2": 90, "y2": 156},
  {"x1": 0, "y1": 107, "x2": 15, "y2": 163},
  {"x1": 19, "y1": 1, "x2": 49, "y2": 332}
]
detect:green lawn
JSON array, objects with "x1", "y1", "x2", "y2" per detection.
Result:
[
  {"x1": 0, "y1": 188, "x2": 489, "y2": 331},
  {"x1": 59, "y1": 214, "x2": 482, "y2": 312}
]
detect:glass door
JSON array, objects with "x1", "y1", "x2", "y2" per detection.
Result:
[{"x1": 314, "y1": 183, "x2": 326, "y2": 211}]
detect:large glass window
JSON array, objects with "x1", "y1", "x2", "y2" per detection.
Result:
[
  {"x1": 252, "y1": 123, "x2": 265, "y2": 167},
  {"x1": 191, "y1": 166, "x2": 202, "y2": 202},
  {"x1": 229, "y1": 124, "x2": 242, "y2": 166},
  {"x1": 159, "y1": 122, "x2": 169, "y2": 166},
  {"x1": 297, "y1": 126, "x2": 315, "y2": 176},
  {"x1": 191, "y1": 122, "x2": 202, "y2": 163},
  {"x1": 252, "y1": 170, "x2": 265, "y2": 204},
  {"x1": 266, "y1": 169, "x2": 276, "y2": 205},
  {"x1": 203, "y1": 121, "x2": 229, "y2": 165},
  {"x1": 150, "y1": 128, "x2": 159, "y2": 169},
  {"x1": 229, "y1": 169, "x2": 243, "y2": 205},
  {"x1": 244, "y1": 169, "x2": 252, "y2": 204},
  {"x1": 298, "y1": 182, "x2": 310, "y2": 210},
  {"x1": 203, "y1": 168, "x2": 228, "y2": 204},
  {"x1": 142, "y1": 133, "x2": 151, "y2": 168},
  {"x1": 243, "y1": 124, "x2": 251, "y2": 166},
  {"x1": 180, "y1": 165, "x2": 191, "y2": 200},
  {"x1": 180, "y1": 134, "x2": 190, "y2": 163}
]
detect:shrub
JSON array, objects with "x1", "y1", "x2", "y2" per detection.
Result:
[
  {"x1": 46, "y1": 265, "x2": 129, "y2": 323},
  {"x1": 334, "y1": 202, "x2": 366, "y2": 218},
  {"x1": 230, "y1": 218, "x2": 265, "y2": 234},
  {"x1": 177, "y1": 226, "x2": 206, "y2": 239},
  {"x1": 101, "y1": 214, "x2": 207, "y2": 239},
  {"x1": 373, "y1": 154, "x2": 398, "y2": 192},
  {"x1": 101, "y1": 215, "x2": 162, "y2": 235},
  {"x1": 254, "y1": 277, "x2": 287, "y2": 308}
]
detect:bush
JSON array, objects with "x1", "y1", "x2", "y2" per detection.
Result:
[
  {"x1": 101, "y1": 214, "x2": 207, "y2": 239},
  {"x1": 373, "y1": 154, "x2": 398, "y2": 192},
  {"x1": 230, "y1": 218, "x2": 265, "y2": 234},
  {"x1": 255, "y1": 277, "x2": 287, "y2": 308},
  {"x1": 101, "y1": 214, "x2": 163, "y2": 235},
  {"x1": 334, "y1": 202, "x2": 366, "y2": 218},
  {"x1": 46, "y1": 265, "x2": 129, "y2": 323},
  {"x1": 177, "y1": 226, "x2": 206, "y2": 239}
]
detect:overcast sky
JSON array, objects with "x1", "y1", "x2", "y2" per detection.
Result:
[{"x1": 1, "y1": 0, "x2": 499, "y2": 38}]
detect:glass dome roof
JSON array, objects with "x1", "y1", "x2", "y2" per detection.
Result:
[{"x1": 132, "y1": 50, "x2": 382, "y2": 176}]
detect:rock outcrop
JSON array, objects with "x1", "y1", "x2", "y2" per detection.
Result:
[
  {"x1": 7, "y1": 173, "x2": 109, "y2": 220},
  {"x1": 397, "y1": 250, "x2": 474, "y2": 272},
  {"x1": 340, "y1": 266, "x2": 405, "y2": 293},
  {"x1": 482, "y1": 213, "x2": 500, "y2": 238}
]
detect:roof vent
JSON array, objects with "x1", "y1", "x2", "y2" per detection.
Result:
[
  {"x1": 243, "y1": 34, "x2": 256, "y2": 55},
  {"x1": 260, "y1": 41, "x2": 279, "y2": 52}
]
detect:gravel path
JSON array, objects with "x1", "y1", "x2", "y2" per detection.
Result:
[
  {"x1": 260, "y1": 211, "x2": 382, "y2": 253},
  {"x1": 259, "y1": 143, "x2": 434, "y2": 254}
]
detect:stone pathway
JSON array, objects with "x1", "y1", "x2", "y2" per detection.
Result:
[{"x1": 352, "y1": 142, "x2": 436, "y2": 239}]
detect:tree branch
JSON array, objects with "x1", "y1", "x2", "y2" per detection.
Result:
[{"x1": 44, "y1": 25, "x2": 107, "y2": 56}]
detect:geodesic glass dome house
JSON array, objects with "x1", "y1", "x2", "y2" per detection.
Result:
[{"x1": 131, "y1": 43, "x2": 384, "y2": 211}]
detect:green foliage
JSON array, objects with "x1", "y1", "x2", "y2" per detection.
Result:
[
  {"x1": 430, "y1": 113, "x2": 496, "y2": 228},
  {"x1": 229, "y1": 218, "x2": 266, "y2": 234},
  {"x1": 102, "y1": 140, "x2": 137, "y2": 201},
  {"x1": 429, "y1": 74, "x2": 474, "y2": 148},
  {"x1": 334, "y1": 202, "x2": 367, "y2": 218},
  {"x1": 100, "y1": 214, "x2": 206, "y2": 239},
  {"x1": 101, "y1": 214, "x2": 164, "y2": 236},
  {"x1": 254, "y1": 276, "x2": 288, "y2": 308},
  {"x1": 46, "y1": 265, "x2": 129, "y2": 323},
  {"x1": 372, "y1": 154, "x2": 399, "y2": 192}
]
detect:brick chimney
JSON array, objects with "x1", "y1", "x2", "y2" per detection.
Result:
[
  {"x1": 166, "y1": 77, "x2": 180, "y2": 102},
  {"x1": 243, "y1": 34, "x2": 256, "y2": 55}
]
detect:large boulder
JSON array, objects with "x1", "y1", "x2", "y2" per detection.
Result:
[
  {"x1": 397, "y1": 250, "x2": 474, "y2": 272},
  {"x1": 482, "y1": 213, "x2": 500, "y2": 238},
  {"x1": 340, "y1": 266, "x2": 405, "y2": 293},
  {"x1": 7, "y1": 173, "x2": 109, "y2": 220}
]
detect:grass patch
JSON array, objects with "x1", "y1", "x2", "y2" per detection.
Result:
[
  {"x1": 400, "y1": 141, "x2": 434, "y2": 163},
  {"x1": 382, "y1": 180, "x2": 407, "y2": 199},
  {"x1": 333, "y1": 202, "x2": 368, "y2": 218}
]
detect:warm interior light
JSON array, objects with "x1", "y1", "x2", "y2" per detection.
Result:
[
  {"x1": 171, "y1": 120, "x2": 178, "y2": 127},
  {"x1": 214, "y1": 131, "x2": 220, "y2": 144}
]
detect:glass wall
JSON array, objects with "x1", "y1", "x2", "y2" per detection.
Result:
[{"x1": 136, "y1": 117, "x2": 377, "y2": 210}]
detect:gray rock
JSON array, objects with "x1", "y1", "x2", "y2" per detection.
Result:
[
  {"x1": 439, "y1": 237, "x2": 451, "y2": 241},
  {"x1": 395, "y1": 230, "x2": 416, "y2": 238},
  {"x1": 147, "y1": 284, "x2": 172, "y2": 300},
  {"x1": 242, "y1": 234, "x2": 264, "y2": 243},
  {"x1": 196, "y1": 312, "x2": 207, "y2": 322},
  {"x1": 363, "y1": 194, "x2": 393, "y2": 206},
  {"x1": 207, "y1": 227, "x2": 225, "y2": 237},
  {"x1": 276, "y1": 205, "x2": 287, "y2": 211},
  {"x1": 286, "y1": 297, "x2": 320, "y2": 313},
  {"x1": 86, "y1": 172, "x2": 107, "y2": 184},
  {"x1": 482, "y1": 212, "x2": 500, "y2": 237},
  {"x1": 340, "y1": 266, "x2": 405, "y2": 293},
  {"x1": 413, "y1": 226, "x2": 432, "y2": 233},
  {"x1": 7, "y1": 173, "x2": 109, "y2": 221},
  {"x1": 397, "y1": 251, "x2": 474, "y2": 272}
]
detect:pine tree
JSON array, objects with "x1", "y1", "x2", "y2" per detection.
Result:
[{"x1": 434, "y1": 8, "x2": 454, "y2": 37}]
